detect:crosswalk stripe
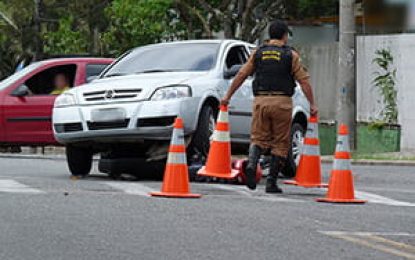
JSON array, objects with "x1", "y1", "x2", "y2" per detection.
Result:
[
  {"x1": 0, "y1": 179, "x2": 44, "y2": 194},
  {"x1": 214, "y1": 184, "x2": 303, "y2": 203},
  {"x1": 355, "y1": 191, "x2": 415, "y2": 207},
  {"x1": 104, "y1": 182, "x2": 153, "y2": 197}
]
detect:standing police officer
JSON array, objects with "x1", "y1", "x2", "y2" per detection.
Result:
[{"x1": 221, "y1": 20, "x2": 318, "y2": 193}]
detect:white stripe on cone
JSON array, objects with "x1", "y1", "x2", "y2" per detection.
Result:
[
  {"x1": 217, "y1": 110, "x2": 229, "y2": 123},
  {"x1": 302, "y1": 144, "x2": 320, "y2": 156},
  {"x1": 167, "y1": 152, "x2": 187, "y2": 165},
  {"x1": 336, "y1": 135, "x2": 350, "y2": 152},
  {"x1": 306, "y1": 122, "x2": 319, "y2": 139},
  {"x1": 333, "y1": 158, "x2": 351, "y2": 171},
  {"x1": 171, "y1": 128, "x2": 185, "y2": 146},
  {"x1": 212, "y1": 130, "x2": 230, "y2": 143}
]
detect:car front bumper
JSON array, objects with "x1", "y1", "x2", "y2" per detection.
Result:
[{"x1": 52, "y1": 97, "x2": 199, "y2": 144}]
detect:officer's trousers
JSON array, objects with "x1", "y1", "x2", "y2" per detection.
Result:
[{"x1": 251, "y1": 95, "x2": 293, "y2": 158}]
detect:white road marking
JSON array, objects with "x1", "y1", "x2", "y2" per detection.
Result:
[
  {"x1": 355, "y1": 190, "x2": 415, "y2": 207},
  {"x1": 322, "y1": 231, "x2": 415, "y2": 237},
  {"x1": 214, "y1": 184, "x2": 303, "y2": 203},
  {"x1": 320, "y1": 231, "x2": 415, "y2": 259},
  {"x1": 104, "y1": 182, "x2": 154, "y2": 197},
  {"x1": 0, "y1": 179, "x2": 44, "y2": 194},
  {"x1": 360, "y1": 187, "x2": 415, "y2": 194}
]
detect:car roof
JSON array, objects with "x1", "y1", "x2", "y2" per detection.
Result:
[
  {"x1": 132, "y1": 39, "x2": 250, "y2": 50},
  {"x1": 41, "y1": 57, "x2": 114, "y2": 64}
]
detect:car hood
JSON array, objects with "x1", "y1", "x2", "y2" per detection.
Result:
[{"x1": 73, "y1": 72, "x2": 207, "y2": 104}]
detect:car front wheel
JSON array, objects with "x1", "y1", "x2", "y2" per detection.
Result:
[
  {"x1": 66, "y1": 145, "x2": 93, "y2": 177},
  {"x1": 187, "y1": 105, "x2": 216, "y2": 163}
]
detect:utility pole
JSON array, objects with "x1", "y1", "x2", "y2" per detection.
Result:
[
  {"x1": 337, "y1": 0, "x2": 356, "y2": 150},
  {"x1": 33, "y1": 0, "x2": 43, "y2": 60}
]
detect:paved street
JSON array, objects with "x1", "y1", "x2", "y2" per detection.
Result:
[{"x1": 0, "y1": 157, "x2": 414, "y2": 260}]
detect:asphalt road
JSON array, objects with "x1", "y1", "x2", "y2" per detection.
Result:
[{"x1": 0, "y1": 157, "x2": 414, "y2": 260}]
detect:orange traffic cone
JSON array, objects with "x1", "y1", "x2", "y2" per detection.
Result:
[
  {"x1": 198, "y1": 105, "x2": 238, "y2": 179},
  {"x1": 317, "y1": 124, "x2": 366, "y2": 203},
  {"x1": 284, "y1": 116, "x2": 327, "y2": 188},
  {"x1": 150, "y1": 117, "x2": 201, "y2": 198}
]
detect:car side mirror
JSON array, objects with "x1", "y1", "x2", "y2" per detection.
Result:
[
  {"x1": 11, "y1": 85, "x2": 30, "y2": 97},
  {"x1": 224, "y1": 64, "x2": 243, "y2": 79},
  {"x1": 86, "y1": 75, "x2": 98, "y2": 83}
]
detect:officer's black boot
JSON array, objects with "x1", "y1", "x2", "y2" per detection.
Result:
[
  {"x1": 265, "y1": 155, "x2": 283, "y2": 193},
  {"x1": 245, "y1": 144, "x2": 262, "y2": 190}
]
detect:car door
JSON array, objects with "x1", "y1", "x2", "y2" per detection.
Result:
[
  {"x1": 223, "y1": 44, "x2": 253, "y2": 141},
  {"x1": 3, "y1": 63, "x2": 79, "y2": 145}
]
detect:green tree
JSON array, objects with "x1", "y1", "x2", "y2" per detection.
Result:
[
  {"x1": 176, "y1": 0, "x2": 285, "y2": 42},
  {"x1": 43, "y1": 16, "x2": 88, "y2": 55},
  {"x1": 0, "y1": 0, "x2": 34, "y2": 77},
  {"x1": 103, "y1": 0, "x2": 185, "y2": 56}
]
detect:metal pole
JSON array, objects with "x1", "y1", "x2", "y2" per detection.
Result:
[
  {"x1": 33, "y1": 0, "x2": 42, "y2": 60},
  {"x1": 337, "y1": 0, "x2": 356, "y2": 150}
]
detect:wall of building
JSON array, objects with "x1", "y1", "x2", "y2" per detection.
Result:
[
  {"x1": 296, "y1": 34, "x2": 414, "y2": 151},
  {"x1": 356, "y1": 34, "x2": 415, "y2": 151},
  {"x1": 297, "y1": 43, "x2": 339, "y2": 122}
]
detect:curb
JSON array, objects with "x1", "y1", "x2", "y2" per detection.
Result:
[
  {"x1": 1, "y1": 153, "x2": 414, "y2": 166},
  {"x1": 321, "y1": 158, "x2": 415, "y2": 166},
  {"x1": 0, "y1": 153, "x2": 67, "y2": 161}
]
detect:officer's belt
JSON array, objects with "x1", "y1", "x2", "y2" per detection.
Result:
[{"x1": 254, "y1": 91, "x2": 288, "y2": 96}]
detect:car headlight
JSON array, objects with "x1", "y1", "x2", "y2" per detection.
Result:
[
  {"x1": 54, "y1": 93, "x2": 76, "y2": 108},
  {"x1": 151, "y1": 85, "x2": 191, "y2": 101}
]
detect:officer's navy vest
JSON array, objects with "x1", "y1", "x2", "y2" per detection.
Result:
[{"x1": 252, "y1": 44, "x2": 296, "y2": 96}]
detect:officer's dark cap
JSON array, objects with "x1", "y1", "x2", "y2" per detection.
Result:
[{"x1": 269, "y1": 20, "x2": 292, "y2": 40}]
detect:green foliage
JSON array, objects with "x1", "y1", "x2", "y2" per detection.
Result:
[
  {"x1": 102, "y1": 0, "x2": 185, "y2": 56},
  {"x1": 43, "y1": 16, "x2": 88, "y2": 55},
  {"x1": 368, "y1": 120, "x2": 386, "y2": 130},
  {"x1": 372, "y1": 49, "x2": 398, "y2": 125}
]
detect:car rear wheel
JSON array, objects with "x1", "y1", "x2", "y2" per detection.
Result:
[
  {"x1": 66, "y1": 145, "x2": 93, "y2": 177},
  {"x1": 281, "y1": 122, "x2": 305, "y2": 178},
  {"x1": 188, "y1": 105, "x2": 216, "y2": 163}
]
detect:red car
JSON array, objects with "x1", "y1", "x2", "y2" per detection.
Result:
[{"x1": 0, "y1": 58, "x2": 113, "y2": 146}]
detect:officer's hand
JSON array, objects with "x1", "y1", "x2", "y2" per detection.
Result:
[
  {"x1": 310, "y1": 104, "x2": 318, "y2": 116},
  {"x1": 220, "y1": 98, "x2": 230, "y2": 107}
]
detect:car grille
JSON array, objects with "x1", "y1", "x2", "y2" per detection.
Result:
[
  {"x1": 54, "y1": 123, "x2": 83, "y2": 133},
  {"x1": 137, "y1": 116, "x2": 176, "y2": 127},
  {"x1": 83, "y1": 89, "x2": 142, "y2": 102},
  {"x1": 87, "y1": 119, "x2": 130, "y2": 130}
]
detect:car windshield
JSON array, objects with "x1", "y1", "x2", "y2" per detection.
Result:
[
  {"x1": 103, "y1": 43, "x2": 220, "y2": 77},
  {"x1": 0, "y1": 62, "x2": 43, "y2": 91}
]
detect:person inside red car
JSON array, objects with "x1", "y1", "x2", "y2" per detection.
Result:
[{"x1": 50, "y1": 73, "x2": 71, "y2": 95}]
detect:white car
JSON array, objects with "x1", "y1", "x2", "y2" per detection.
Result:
[{"x1": 52, "y1": 40, "x2": 310, "y2": 177}]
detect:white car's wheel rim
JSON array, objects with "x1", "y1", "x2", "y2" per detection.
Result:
[
  {"x1": 208, "y1": 114, "x2": 215, "y2": 141},
  {"x1": 292, "y1": 130, "x2": 304, "y2": 166}
]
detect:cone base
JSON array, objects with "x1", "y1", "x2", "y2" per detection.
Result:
[
  {"x1": 316, "y1": 197, "x2": 366, "y2": 204},
  {"x1": 197, "y1": 167, "x2": 239, "y2": 179},
  {"x1": 284, "y1": 180, "x2": 328, "y2": 188},
  {"x1": 150, "y1": 192, "x2": 201, "y2": 198}
]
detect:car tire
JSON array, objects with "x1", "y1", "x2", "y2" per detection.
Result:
[
  {"x1": 66, "y1": 145, "x2": 93, "y2": 177},
  {"x1": 188, "y1": 105, "x2": 216, "y2": 164},
  {"x1": 281, "y1": 122, "x2": 305, "y2": 178}
]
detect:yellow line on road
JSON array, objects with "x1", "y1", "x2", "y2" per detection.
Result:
[
  {"x1": 322, "y1": 232, "x2": 415, "y2": 259},
  {"x1": 368, "y1": 235, "x2": 415, "y2": 254}
]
